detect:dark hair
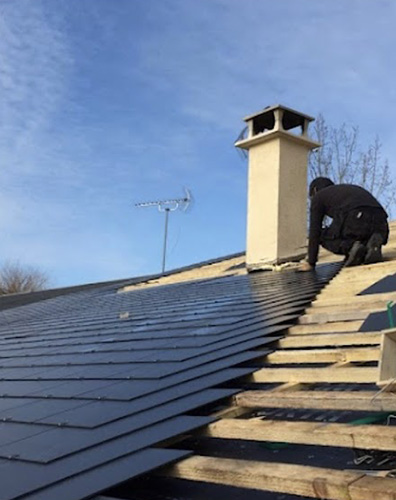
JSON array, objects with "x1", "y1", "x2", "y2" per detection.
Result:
[{"x1": 309, "y1": 177, "x2": 334, "y2": 198}]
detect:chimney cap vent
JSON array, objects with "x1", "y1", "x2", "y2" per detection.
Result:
[
  {"x1": 243, "y1": 104, "x2": 314, "y2": 124},
  {"x1": 238, "y1": 104, "x2": 316, "y2": 144}
]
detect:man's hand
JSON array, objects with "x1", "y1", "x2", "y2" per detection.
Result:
[{"x1": 299, "y1": 261, "x2": 314, "y2": 272}]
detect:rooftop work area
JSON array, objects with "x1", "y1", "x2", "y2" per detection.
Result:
[
  {"x1": 103, "y1": 222, "x2": 396, "y2": 500},
  {"x1": 0, "y1": 102, "x2": 395, "y2": 500},
  {"x1": 0, "y1": 251, "x2": 338, "y2": 500},
  {"x1": 0, "y1": 221, "x2": 395, "y2": 499},
  {"x1": 2, "y1": 0, "x2": 396, "y2": 496}
]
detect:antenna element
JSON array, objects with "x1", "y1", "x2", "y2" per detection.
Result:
[{"x1": 135, "y1": 188, "x2": 192, "y2": 273}]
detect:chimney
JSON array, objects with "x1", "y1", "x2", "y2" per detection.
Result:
[{"x1": 235, "y1": 104, "x2": 320, "y2": 271}]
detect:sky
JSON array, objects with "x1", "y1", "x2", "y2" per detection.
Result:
[{"x1": 1, "y1": 0, "x2": 396, "y2": 287}]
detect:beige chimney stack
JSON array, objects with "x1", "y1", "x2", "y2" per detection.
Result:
[{"x1": 235, "y1": 105, "x2": 320, "y2": 271}]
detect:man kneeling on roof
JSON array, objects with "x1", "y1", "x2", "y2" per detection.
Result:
[{"x1": 300, "y1": 177, "x2": 389, "y2": 271}]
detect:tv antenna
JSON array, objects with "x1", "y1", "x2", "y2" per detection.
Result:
[
  {"x1": 235, "y1": 126, "x2": 248, "y2": 160},
  {"x1": 135, "y1": 187, "x2": 192, "y2": 274}
]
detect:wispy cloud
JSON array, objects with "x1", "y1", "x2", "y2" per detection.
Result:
[
  {"x1": 0, "y1": 0, "x2": 73, "y2": 179},
  {"x1": 1, "y1": 0, "x2": 395, "y2": 286},
  {"x1": 0, "y1": 1, "x2": 85, "y2": 281},
  {"x1": 134, "y1": 0, "x2": 396, "y2": 132}
]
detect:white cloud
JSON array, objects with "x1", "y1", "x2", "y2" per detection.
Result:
[
  {"x1": 0, "y1": 0, "x2": 73, "y2": 180},
  {"x1": 1, "y1": 0, "x2": 395, "y2": 286},
  {"x1": 133, "y1": 0, "x2": 396, "y2": 132}
]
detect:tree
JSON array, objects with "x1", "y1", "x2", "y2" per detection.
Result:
[
  {"x1": 309, "y1": 114, "x2": 396, "y2": 214},
  {"x1": 0, "y1": 262, "x2": 50, "y2": 295}
]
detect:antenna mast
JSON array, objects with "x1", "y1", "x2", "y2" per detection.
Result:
[{"x1": 135, "y1": 188, "x2": 191, "y2": 274}]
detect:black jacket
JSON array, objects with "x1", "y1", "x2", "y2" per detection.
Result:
[{"x1": 308, "y1": 184, "x2": 387, "y2": 265}]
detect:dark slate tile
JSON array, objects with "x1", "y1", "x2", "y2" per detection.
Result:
[
  {"x1": 0, "y1": 262, "x2": 339, "y2": 500},
  {"x1": 0, "y1": 398, "x2": 91, "y2": 423},
  {"x1": 38, "y1": 368, "x2": 252, "y2": 428},
  {"x1": 358, "y1": 273, "x2": 396, "y2": 295},
  {"x1": 0, "y1": 388, "x2": 235, "y2": 463},
  {"x1": 359, "y1": 303, "x2": 396, "y2": 331},
  {"x1": 0, "y1": 421, "x2": 50, "y2": 448},
  {"x1": 0, "y1": 417, "x2": 203, "y2": 499},
  {"x1": 0, "y1": 379, "x2": 117, "y2": 398},
  {"x1": 0, "y1": 397, "x2": 44, "y2": 413},
  {"x1": 81, "y1": 351, "x2": 263, "y2": 399},
  {"x1": 25, "y1": 448, "x2": 190, "y2": 500},
  {"x1": 0, "y1": 380, "x2": 69, "y2": 397}
]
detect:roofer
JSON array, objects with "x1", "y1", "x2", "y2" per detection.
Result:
[{"x1": 300, "y1": 177, "x2": 389, "y2": 271}]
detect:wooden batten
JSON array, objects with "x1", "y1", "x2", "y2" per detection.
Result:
[
  {"x1": 348, "y1": 475, "x2": 396, "y2": 499},
  {"x1": 312, "y1": 292, "x2": 396, "y2": 308},
  {"x1": 266, "y1": 347, "x2": 379, "y2": 364},
  {"x1": 235, "y1": 390, "x2": 396, "y2": 412},
  {"x1": 211, "y1": 406, "x2": 251, "y2": 419},
  {"x1": 278, "y1": 331, "x2": 381, "y2": 348},
  {"x1": 298, "y1": 310, "x2": 370, "y2": 325},
  {"x1": 201, "y1": 418, "x2": 396, "y2": 451},
  {"x1": 288, "y1": 320, "x2": 363, "y2": 335},
  {"x1": 251, "y1": 367, "x2": 377, "y2": 384},
  {"x1": 161, "y1": 455, "x2": 396, "y2": 500}
]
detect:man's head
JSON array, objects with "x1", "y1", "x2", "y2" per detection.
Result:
[{"x1": 309, "y1": 177, "x2": 334, "y2": 199}]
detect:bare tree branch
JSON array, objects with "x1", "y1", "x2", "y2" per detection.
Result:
[
  {"x1": 0, "y1": 261, "x2": 50, "y2": 295},
  {"x1": 309, "y1": 114, "x2": 395, "y2": 215}
]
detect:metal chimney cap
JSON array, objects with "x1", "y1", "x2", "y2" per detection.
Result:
[{"x1": 243, "y1": 104, "x2": 315, "y2": 129}]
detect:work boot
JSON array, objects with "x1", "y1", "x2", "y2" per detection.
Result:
[
  {"x1": 344, "y1": 241, "x2": 367, "y2": 267},
  {"x1": 364, "y1": 233, "x2": 384, "y2": 264}
]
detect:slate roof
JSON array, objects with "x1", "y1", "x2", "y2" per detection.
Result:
[
  {"x1": 0, "y1": 251, "x2": 244, "y2": 313},
  {"x1": 106, "y1": 223, "x2": 396, "y2": 500},
  {"x1": 0, "y1": 261, "x2": 339, "y2": 500}
]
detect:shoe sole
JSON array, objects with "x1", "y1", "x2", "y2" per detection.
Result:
[
  {"x1": 345, "y1": 242, "x2": 366, "y2": 267},
  {"x1": 364, "y1": 233, "x2": 383, "y2": 264}
]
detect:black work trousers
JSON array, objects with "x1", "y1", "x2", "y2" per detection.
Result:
[{"x1": 320, "y1": 207, "x2": 389, "y2": 256}]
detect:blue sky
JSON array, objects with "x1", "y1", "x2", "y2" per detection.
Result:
[{"x1": 1, "y1": 0, "x2": 396, "y2": 287}]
